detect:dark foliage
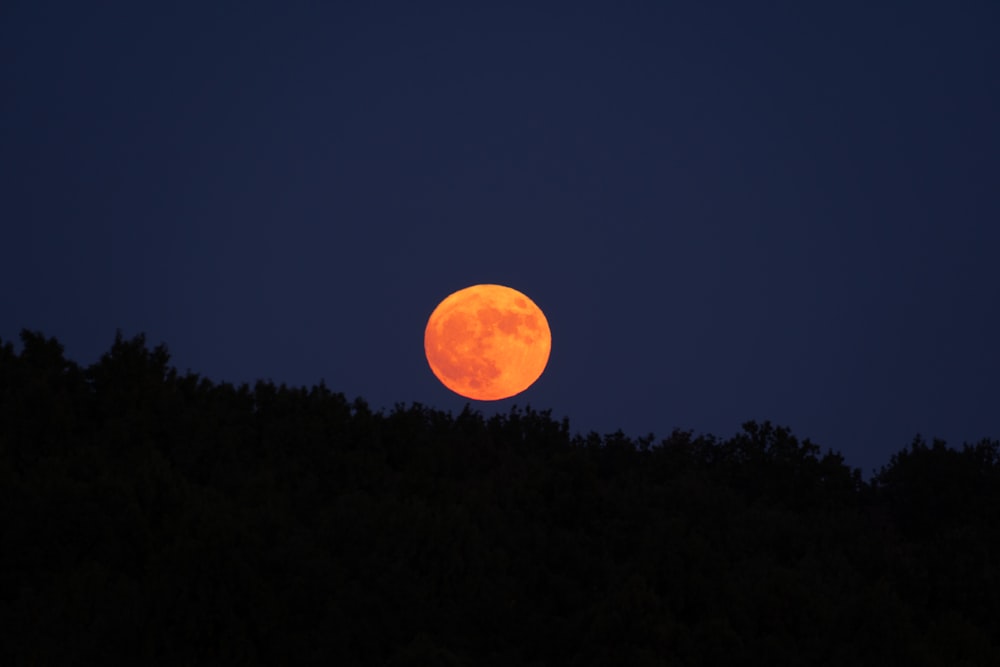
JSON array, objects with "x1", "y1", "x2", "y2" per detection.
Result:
[{"x1": 1, "y1": 330, "x2": 998, "y2": 665}]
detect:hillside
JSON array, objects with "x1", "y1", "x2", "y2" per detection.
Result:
[{"x1": 1, "y1": 330, "x2": 998, "y2": 665}]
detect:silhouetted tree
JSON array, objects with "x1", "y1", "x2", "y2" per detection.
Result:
[{"x1": 2, "y1": 329, "x2": 998, "y2": 664}]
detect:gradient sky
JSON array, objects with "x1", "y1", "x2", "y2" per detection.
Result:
[{"x1": 3, "y1": 1, "x2": 998, "y2": 476}]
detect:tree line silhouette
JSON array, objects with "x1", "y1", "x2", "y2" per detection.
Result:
[{"x1": 1, "y1": 330, "x2": 998, "y2": 665}]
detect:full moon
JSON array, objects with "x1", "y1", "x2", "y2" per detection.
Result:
[{"x1": 424, "y1": 284, "x2": 552, "y2": 401}]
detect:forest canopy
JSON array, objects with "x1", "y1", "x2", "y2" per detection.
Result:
[{"x1": 1, "y1": 330, "x2": 998, "y2": 665}]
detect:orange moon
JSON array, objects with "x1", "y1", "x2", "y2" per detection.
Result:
[{"x1": 424, "y1": 284, "x2": 552, "y2": 401}]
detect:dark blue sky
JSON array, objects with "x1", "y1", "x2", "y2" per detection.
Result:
[{"x1": 3, "y1": 1, "x2": 998, "y2": 476}]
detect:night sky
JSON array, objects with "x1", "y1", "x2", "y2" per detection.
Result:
[{"x1": 3, "y1": 1, "x2": 998, "y2": 477}]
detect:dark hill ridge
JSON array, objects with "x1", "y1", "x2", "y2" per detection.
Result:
[{"x1": 1, "y1": 330, "x2": 998, "y2": 665}]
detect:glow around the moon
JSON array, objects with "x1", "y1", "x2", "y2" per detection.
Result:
[{"x1": 424, "y1": 284, "x2": 551, "y2": 401}]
